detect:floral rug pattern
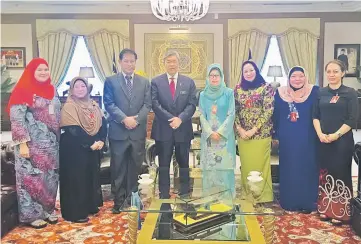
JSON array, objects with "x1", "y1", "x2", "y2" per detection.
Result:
[
  {"x1": 2, "y1": 182, "x2": 361, "y2": 244},
  {"x1": 2, "y1": 202, "x2": 361, "y2": 244}
]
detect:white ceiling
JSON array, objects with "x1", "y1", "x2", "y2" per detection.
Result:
[{"x1": 1, "y1": 0, "x2": 361, "y2": 14}]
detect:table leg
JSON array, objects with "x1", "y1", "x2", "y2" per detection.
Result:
[
  {"x1": 263, "y1": 215, "x2": 275, "y2": 244},
  {"x1": 192, "y1": 150, "x2": 196, "y2": 168},
  {"x1": 127, "y1": 207, "x2": 139, "y2": 244}
]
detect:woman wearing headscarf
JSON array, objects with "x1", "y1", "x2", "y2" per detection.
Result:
[
  {"x1": 8, "y1": 58, "x2": 60, "y2": 228},
  {"x1": 313, "y1": 60, "x2": 358, "y2": 225},
  {"x1": 199, "y1": 64, "x2": 236, "y2": 196},
  {"x1": 234, "y1": 60, "x2": 274, "y2": 202},
  {"x1": 59, "y1": 77, "x2": 107, "y2": 223},
  {"x1": 273, "y1": 66, "x2": 319, "y2": 213}
]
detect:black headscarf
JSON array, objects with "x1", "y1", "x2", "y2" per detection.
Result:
[{"x1": 239, "y1": 61, "x2": 266, "y2": 91}]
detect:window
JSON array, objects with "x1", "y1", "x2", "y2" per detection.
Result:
[
  {"x1": 261, "y1": 36, "x2": 288, "y2": 87},
  {"x1": 57, "y1": 36, "x2": 103, "y2": 97}
]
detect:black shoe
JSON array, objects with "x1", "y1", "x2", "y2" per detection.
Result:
[
  {"x1": 112, "y1": 207, "x2": 121, "y2": 214},
  {"x1": 299, "y1": 209, "x2": 312, "y2": 214},
  {"x1": 45, "y1": 216, "x2": 58, "y2": 224},
  {"x1": 73, "y1": 218, "x2": 89, "y2": 223},
  {"x1": 160, "y1": 194, "x2": 170, "y2": 199},
  {"x1": 89, "y1": 208, "x2": 99, "y2": 215}
]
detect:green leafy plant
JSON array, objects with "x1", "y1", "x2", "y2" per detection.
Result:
[{"x1": 1, "y1": 65, "x2": 16, "y2": 93}]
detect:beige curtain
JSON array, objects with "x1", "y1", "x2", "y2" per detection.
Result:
[
  {"x1": 84, "y1": 29, "x2": 129, "y2": 82},
  {"x1": 277, "y1": 28, "x2": 319, "y2": 84},
  {"x1": 229, "y1": 29, "x2": 271, "y2": 89},
  {"x1": 37, "y1": 30, "x2": 77, "y2": 86}
]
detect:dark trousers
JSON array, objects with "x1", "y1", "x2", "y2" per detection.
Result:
[
  {"x1": 156, "y1": 140, "x2": 191, "y2": 199},
  {"x1": 109, "y1": 139, "x2": 145, "y2": 207}
]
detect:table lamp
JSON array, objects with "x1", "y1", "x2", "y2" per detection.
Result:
[
  {"x1": 79, "y1": 66, "x2": 95, "y2": 79},
  {"x1": 267, "y1": 65, "x2": 283, "y2": 82}
]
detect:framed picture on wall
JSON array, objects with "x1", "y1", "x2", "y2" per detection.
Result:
[
  {"x1": 334, "y1": 44, "x2": 360, "y2": 77},
  {"x1": 0, "y1": 47, "x2": 26, "y2": 69}
]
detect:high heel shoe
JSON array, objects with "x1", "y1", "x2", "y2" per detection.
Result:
[
  {"x1": 331, "y1": 219, "x2": 343, "y2": 226},
  {"x1": 319, "y1": 214, "x2": 330, "y2": 221}
]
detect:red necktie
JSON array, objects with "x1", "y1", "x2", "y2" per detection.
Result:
[{"x1": 170, "y1": 77, "x2": 175, "y2": 100}]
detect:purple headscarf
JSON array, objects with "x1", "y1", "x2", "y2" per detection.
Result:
[{"x1": 239, "y1": 61, "x2": 266, "y2": 91}]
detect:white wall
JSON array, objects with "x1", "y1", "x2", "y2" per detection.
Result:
[
  {"x1": 1, "y1": 24, "x2": 33, "y2": 82},
  {"x1": 324, "y1": 22, "x2": 361, "y2": 89}
]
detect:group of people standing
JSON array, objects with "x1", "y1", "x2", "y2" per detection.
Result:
[
  {"x1": 8, "y1": 48, "x2": 358, "y2": 229},
  {"x1": 8, "y1": 58, "x2": 106, "y2": 227},
  {"x1": 201, "y1": 58, "x2": 358, "y2": 227}
]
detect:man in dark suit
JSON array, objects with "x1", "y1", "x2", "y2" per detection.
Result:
[
  {"x1": 337, "y1": 49, "x2": 349, "y2": 71},
  {"x1": 104, "y1": 49, "x2": 151, "y2": 213},
  {"x1": 151, "y1": 50, "x2": 197, "y2": 199}
]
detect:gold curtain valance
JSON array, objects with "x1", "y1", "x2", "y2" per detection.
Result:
[
  {"x1": 228, "y1": 27, "x2": 320, "y2": 41},
  {"x1": 36, "y1": 19, "x2": 129, "y2": 39},
  {"x1": 37, "y1": 28, "x2": 129, "y2": 41},
  {"x1": 277, "y1": 28, "x2": 320, "y2": 39},
  {"x1": 228, "y1": 18, "x2": 320, "y2": 38},
  {"x1": 228, "y1": 28, "x2": 270, "y2": 40}
]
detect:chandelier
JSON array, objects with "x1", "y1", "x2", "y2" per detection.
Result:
[{"x1": 150, "y1": 0, "x2": 210, "y2": 22}]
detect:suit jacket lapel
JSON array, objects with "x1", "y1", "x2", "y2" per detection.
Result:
[
  {"x1": 118, "y1": 73, "x2": 131, "y2": 100},
  {"x1": 173, "y1": 74, "x2": 182, "y2": 103},
  {"x1": 130, "y1": 74, "x2": 141, "y2": 102}
]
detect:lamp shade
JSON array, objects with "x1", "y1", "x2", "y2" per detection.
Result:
[
  {"x1": 79, "y1": 66, "x2": 95, "y2": 78},
  {"x1": 267, "y1": 65, "x2": 283, "y2": 77}
]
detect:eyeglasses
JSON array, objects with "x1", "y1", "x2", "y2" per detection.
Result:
[{"x1": 209, "y1": 74, "x2": 220, "y2": 78}]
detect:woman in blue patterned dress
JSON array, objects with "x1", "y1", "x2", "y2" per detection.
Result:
[
  {"x1": 8, "y1": 58, "x2": 60, "y2": 228},
  {"x1": 199, "y1": 63, "x2": 236, "y2": 197}
]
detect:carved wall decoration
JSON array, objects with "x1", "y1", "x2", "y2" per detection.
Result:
[{"x1": 144, "y1": 33, "x2": 214, "y2": 88}]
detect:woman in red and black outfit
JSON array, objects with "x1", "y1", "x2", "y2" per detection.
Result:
[{"x1": 313, "y1": 60, "x2": 359, "y2": 225}]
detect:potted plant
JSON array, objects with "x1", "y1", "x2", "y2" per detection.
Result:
[
  {"x1": 1, "y1": 65, "x2": 16, "y2": 131},
  {"x1": 1, "y1": 65, "x2": 16, "y2": 93}
]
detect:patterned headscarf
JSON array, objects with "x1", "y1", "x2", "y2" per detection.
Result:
[
  {"x1": 278, "y1": 66, "x2": 313, "y2": 103},
  {"x1": 60, "y1": 77, "x2": 103, "y2": 136}
]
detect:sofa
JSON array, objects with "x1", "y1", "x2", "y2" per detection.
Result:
[{"x1": 1, "y1": 142, "x2": 18, "y2": 237}]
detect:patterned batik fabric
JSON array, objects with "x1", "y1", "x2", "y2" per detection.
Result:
[{"x1": 10, "y1": 96, "x2": 61, "y2": 223}]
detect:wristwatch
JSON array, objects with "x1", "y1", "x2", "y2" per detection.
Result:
[{"x1": 336, "y1": 131, "x2": 342, "y2": 138}]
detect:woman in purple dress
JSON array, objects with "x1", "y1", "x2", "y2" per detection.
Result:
[{"x1": 8, "y1": 58, "x2": 60, "y2": 228}]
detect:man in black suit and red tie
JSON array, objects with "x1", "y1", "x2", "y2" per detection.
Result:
[{"x1": 151, "y1": 50, "x2": 197, "y2": 199}]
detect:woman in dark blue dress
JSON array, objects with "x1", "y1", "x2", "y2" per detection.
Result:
[{"x1": 273, "y1": 66, "x2": 319, "y2": 213}]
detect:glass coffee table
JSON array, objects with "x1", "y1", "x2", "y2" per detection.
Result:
[{"x1": 122, "y1": 168, "x2": 284, "y2": 244}]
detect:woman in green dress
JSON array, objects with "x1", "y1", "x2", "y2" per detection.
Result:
[
  {"x1": 234, "y1": 60, "x2": 274, "y2": 202},
  {"x1": 199, "y1": 63, "x2": 236, "y2": 197}
]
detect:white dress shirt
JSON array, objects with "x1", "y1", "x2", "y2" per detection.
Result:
[
  {"x1": 167, "y1": 73, "x2": 178, "y2": 88},
  {"x1": 122, "y1": 71, "x2": 134, "y2": 85}
]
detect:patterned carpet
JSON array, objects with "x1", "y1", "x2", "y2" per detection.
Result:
[{"x1": 2, "y1": 184, "x2": 361, "y2": 244}]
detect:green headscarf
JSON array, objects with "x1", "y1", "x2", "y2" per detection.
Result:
[{"x1": 203, "y1": 63, "x2": 226, "y2": 100}]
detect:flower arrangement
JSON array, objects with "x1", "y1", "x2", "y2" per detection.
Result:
[{"x1": 135, "y1": 70, "x2": 148, "y2": 78}]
